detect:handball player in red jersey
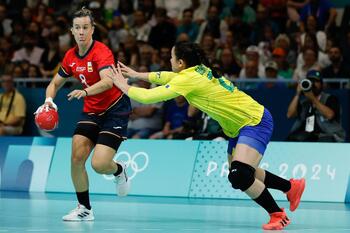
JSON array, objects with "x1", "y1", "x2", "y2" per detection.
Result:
[{"x1": 35, "y1": 7, "x2": 131, "y2": 221}]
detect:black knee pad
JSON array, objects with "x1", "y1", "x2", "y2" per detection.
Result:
[
  {"x1": 74, "y1": 121, "x2": 100, "y2": 144},
  {"x1": 228, "y1": 161, "x2": 255, "y2": 191},
  {"x1": 97, "y1": 131, "x2": 125, "y2": 150}
]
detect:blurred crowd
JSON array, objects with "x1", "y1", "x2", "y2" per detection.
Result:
[{"x1": 0, "y1": 0, "x2": 349, "y2": 141}]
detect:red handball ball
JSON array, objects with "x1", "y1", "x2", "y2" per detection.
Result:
[{"x1": 35, "y1": 108, "x2": 59, "y2": 131}]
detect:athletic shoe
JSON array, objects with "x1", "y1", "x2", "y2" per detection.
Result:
[
  {"x1": 114, "y1": 161, "x2": 130, "y2": 196},
  {"x1": 62, "y1": 204, "x2": 94, "y2": 221},
  {"x1": 286, "y1": 178, "x2": 306, "y2": 211},
  {"x1": 262, "y1": 208, "x2": 290, "y2": 230}
]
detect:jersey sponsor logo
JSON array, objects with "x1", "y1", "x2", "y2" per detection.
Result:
[
  {"x1": 76, "y1": 67, "x2": 86, "y2": 72},
  {"x1": 87, "y1": 62, "x2": 93, "y2": 72}
]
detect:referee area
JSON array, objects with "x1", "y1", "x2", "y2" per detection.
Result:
[{"x1": 1, "y1": 191, "x2": 350, "y2": 233}]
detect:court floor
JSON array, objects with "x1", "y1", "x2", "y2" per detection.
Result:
[{"x1": 0, "y1": 191, "x2": 349, "y2": 233}]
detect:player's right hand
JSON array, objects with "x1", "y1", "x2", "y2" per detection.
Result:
[
  {"x1": 118, "y1": 61, "x2": 139, "y2": 79},
  {"x1": 34, "y1": 97, "x2": 58, "y2": 115}
]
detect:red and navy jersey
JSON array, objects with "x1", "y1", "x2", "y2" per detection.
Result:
[{"x1": 58, "y1": 40, "x2": 123, "y2": 113}]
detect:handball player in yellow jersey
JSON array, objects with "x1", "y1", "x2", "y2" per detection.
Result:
[{"x1": 109, "y1": 42, "x2": 305, "y2": 230}]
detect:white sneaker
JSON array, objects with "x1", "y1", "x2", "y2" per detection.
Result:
[
  {"x1": 62, "y1": 204, "x2": 94, "y2": 221},
  {"x1": 114, "y1": 161, "x2": 130, "y2": 196}
]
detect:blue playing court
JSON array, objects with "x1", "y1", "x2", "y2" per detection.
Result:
[{"x1": 1, "y1": 191, "x2": 349, "y2": 233}]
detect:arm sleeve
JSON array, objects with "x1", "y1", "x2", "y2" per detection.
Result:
[
  {"x1": 128, "y1": 85, "x2": 180, "y2": 104},
  {"x1": 96, "y1": 45, "x2": 115, "y2": 72},
  {"x1": 58, "y1": 52, "x2": 72, "y2": 78},
  {"x1": 148, "y1": 72, "x2": 178, "y2": 85}
]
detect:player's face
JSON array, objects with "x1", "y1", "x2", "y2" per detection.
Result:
[
  {"x1": 170, "y1": 47, "x2": 183, "y2": 72},
  {"x1": 72, "y1": 16, "x2": 94, "y2": 47}
]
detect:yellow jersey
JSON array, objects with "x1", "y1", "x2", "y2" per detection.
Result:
[{"x1": 128, "y1": 65, "x2": 264, "y2": 137}]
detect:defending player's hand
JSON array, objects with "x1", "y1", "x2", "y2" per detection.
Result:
[
  {"x1": 109, "y1": 64, "x2": 128, "y2": 88},
  {"x1": 34, "y1": 97, "x2": 58, "y2": 115},
  {"x1": 67, "y1": 89, "x2": 87, "y2": 101},
  {"x1": 118, "y1": 61, "x2": 139, "y2": 79}
]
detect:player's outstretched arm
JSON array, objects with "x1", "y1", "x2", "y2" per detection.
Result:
[
  {"x1": 119, "y1": 62, "x2": 176, "y2": 85},
  {"x1": 110, "y1": 64, "x2": 178, "y2": 104},
  {"x1": 118, "y1": 62, "x2": 150, "y2": 82}
]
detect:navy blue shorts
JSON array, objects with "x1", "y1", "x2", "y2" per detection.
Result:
[
  {"x1": 74, "y1": 94, "x2": 131, "y2": 149},
  {"x1": 227, "y1": 108, "x2": 273, "y2": 155}
]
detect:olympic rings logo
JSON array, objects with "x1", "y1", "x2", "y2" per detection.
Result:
[{"x1": 103, "y1": 151, "x2": 149, "y2": 181}]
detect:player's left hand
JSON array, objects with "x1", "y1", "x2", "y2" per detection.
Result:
[{"x1": 67, "y1": 89, "x2": 87, "y2": 101}]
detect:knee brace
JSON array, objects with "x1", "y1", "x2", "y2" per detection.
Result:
[{"x1": 228, "y1": 161, "x2": 255, "y2": 191}]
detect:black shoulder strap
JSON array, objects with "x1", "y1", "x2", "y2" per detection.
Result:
[{"x1": 0, "y1": 90, "x2": 16, "y2": 120}]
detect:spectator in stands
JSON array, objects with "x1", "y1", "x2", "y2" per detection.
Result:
[
  {"x1": 300, "y1": 15, "x2": 327, "y2": 52},
  {"x1": 196, "y1": 5, "x2": 228, "y2": 41},
  {"x1": 287, "y1": 0, "x2": 310, "y2": 23},
  {"x1": 321, "y1": 45, "x2": 350, "y2": 89},
  {"x1": 11, "y1": 63, "x2": 25, "y2": 78},
  {"x1": 209, "y1": 0, "x2": 232, "y2": 20},
  {"x1": 127, "y1": 79, "x2": 163, "y2": 139},
  {"x1": 158, "y1": 46, "x2": 172, "y2": 71},
  {"x1": 10, "y1": 20, "x2": 25, "y2": 50},
  {"x1": 187, "y1": 0, "x2": 209, "y2": 25},
  {"x1": 148, "y1": 7, "x2": 177, "y2": 49},
  {"x1": 108, "y1": 15, "x2": 129, "y2": 52},
  {"x1": 239, "y1": 45, "x2": 265, "y2": 78},
  {"x1": 51, "y1": 19, "x2": 71, "y2": 53},
  {"x1": 251, "y1": 4, "x2": 279, "y2": 45},
  {"x1": 231, "y1": 0, "x2": 256, "y2": 25},
  {"x1": 340, "y1": 30, "x2": 350, "y2": 65},
  {"x1": 137, "y1": 0, "x2": 156, "y2": 24},
  {"x1": 261, "y1": 0, "x2": 287, "y2": 32},
  {"x1": 177, "y1": 32, "x2": 191, "y2": 42},
  {"x1": 41, "y1": 14, "x2": 56, "y2": 38},
  {"x1": 199, "y1": 33, "x2": 217, "y2": 62},
  {"x1": 177, "y1": 8, "x2": 199, "y2": 42},
  {"x1": 130, "y1": 10, "x2": 151, "y2": 42},
  {"x1": 138, "y1": 44, "x2": 155, "y2": 70},
  {"x1": 274, "y1": 33, "x2": 297, "y2": 68},
  {"x1": 0, "y1": 4, "x2": 12, "y2": 37},
  {"x1": 272, "y1": 47, "x2": 293, "y2": 79},
  {"x1": 40, "y1": 33, "x2": 61, "y2": 78},
  {"x1": 299, "y1": 0, "x2": 337, "y2": 32},
  {"x1": 293, "y1": 47, "x2": 320, "y2": 81},
  {"x1": 155, "y1": 0, "x2": 191, "y2": 23},
  {"x1": 287, "y1": 70, "x2": 345, "y2": 142},
  {"x1": 0, "y1": 50, "x2": 7, "y2": 75},
  {"x1": 0, "y1": 74, "x2": 26, "y2": 136},
  {"x1": 21, "y1": 7, "x2": 33, "y2": 28},
  {"x1": 259, "y1": 61, "x2": 286, "y2": 89},
  {"x1": 296, "y1": 33, "x2": 330, "y2": 70},
  {"x1": 219, "y1": 47, "x2": 241, "y2": 79},
  {"x1": 239, "y1": 59, "x2": 260, "y2": 89},
  {"x1": 150, "y1": 96, "x2": 189, "y2": 139},
  {"x1": 12, "y1": 31, "x2": 44, "y2": 66}
]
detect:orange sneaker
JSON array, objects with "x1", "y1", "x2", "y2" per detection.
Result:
[
  {"x1": 286, "y1": 178, "x2": 305, "y2": 211},
  {"x1": 262, "y1": 208, "x2": 290, "y2": 230}
]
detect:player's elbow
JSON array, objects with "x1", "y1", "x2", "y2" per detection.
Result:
[{"x1": 103, "y1": 78, "x2": 114, "y2": 89}]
